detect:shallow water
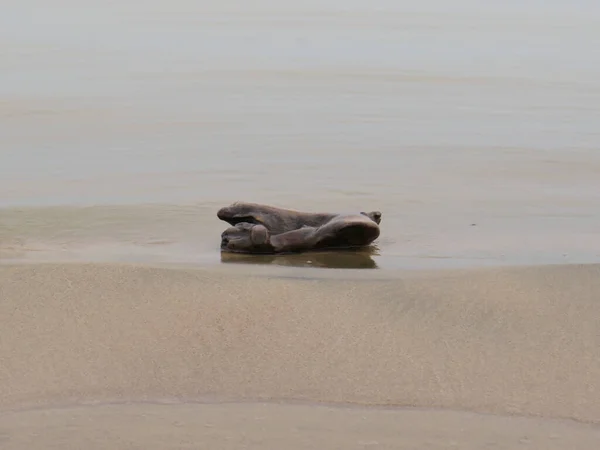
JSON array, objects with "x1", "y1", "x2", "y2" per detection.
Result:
[{"x1": 2, "y1": 1, "x2": 600, "y2": 269}]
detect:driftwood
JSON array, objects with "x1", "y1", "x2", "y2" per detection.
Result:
[{"x1": 217, "y1": 202, "x2": 382, "y2": 254}]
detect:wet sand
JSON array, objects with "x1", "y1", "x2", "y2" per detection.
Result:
[
  {"x1": 1, "y1": 262, "x2": 599, "y2": 447},
  {"x1": 2, "y1": 403, "x2": 600, "y2": 450}
]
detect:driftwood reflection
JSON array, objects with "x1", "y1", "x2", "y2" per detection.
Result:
[{"x1": 220, "y1": 246, "x2": 379, "y2": 269}]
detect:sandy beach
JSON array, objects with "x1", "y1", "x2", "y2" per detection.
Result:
[
  {"x1": 1, "y1": 262, "x2": 600, "y2": 448},
  {"x1": 3, "y1": 0, "x2": 600, "y2": 447}
]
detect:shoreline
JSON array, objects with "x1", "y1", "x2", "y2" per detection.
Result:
[
  {"x1": 2, "y1": 256, "x2": 599, "y2": 280},
  {"x1": 2, "y1": 246, "x2": 599, "y2": 279},
  {"x1": 3, "y1": 201, "x2": 600, "y2": 272}
]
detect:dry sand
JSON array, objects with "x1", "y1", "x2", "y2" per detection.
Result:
[{"x1": 1, "y1": 262, "x2": 600, "y2": 448}]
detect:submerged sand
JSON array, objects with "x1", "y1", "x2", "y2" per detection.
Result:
[{"x1": 1, "y1": 263, "x2": 600, "y2": 447}]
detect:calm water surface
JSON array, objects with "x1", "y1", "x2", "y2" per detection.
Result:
[{"x1": 2, "y1": 1, "x2": 600, "y2": 269}]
